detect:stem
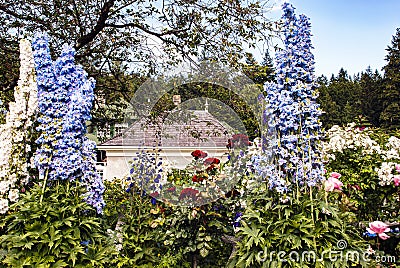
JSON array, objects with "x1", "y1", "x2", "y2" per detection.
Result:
[
  {"x1": 324, "y1": 191, "x2": 328, "y2": 205},
  {"x1": 309, "y1": 186, "x2": 314, "y2": 222},
  {"x1": 310, "y1": 186, "x2": 317, "y2": 249},
  {"x1": 137, "y1": 193, "x2": 141, "y2": 240},
  {"x1": 39, "y1": 169, "x2": 49, "y2": 204},
  {"x1": 295, "y1": 174, "x2": 300, "y2": 202}
]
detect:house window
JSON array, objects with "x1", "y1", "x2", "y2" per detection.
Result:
[
  {"x1": 114, "y1": 123, "x2": 128, "y2": 136},
  {"x1": 95, "y1": 161, "x2": 106, "y2": 180},
  {"x1": 96, "y1": 150, "x2": 107, "y2": 180}
]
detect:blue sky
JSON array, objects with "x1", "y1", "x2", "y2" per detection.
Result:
[{"x1": 267, "y1": 0, "x2": 400, "y2": 77}]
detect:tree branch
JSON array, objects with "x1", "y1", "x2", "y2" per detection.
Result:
[
  {"x1": 105, "y1": 22, "x2": 189, "y2": 38},
  {"x1": 75, "y1": 0, "x2": 115, "y2": 50},
  {"x1": 0, "y1": 4, "x2": 23, "y2": 20}
]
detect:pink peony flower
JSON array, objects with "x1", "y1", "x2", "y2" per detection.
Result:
[
  {"x1": 393, "y1": 175, "x2": 400, "y2": 186},
  {"x1": 396, "y1": 164, "x2": 400, "y2": 173},
  {"x1": 324, "y1": 180, "x2": 335, "y2": 192},
  {"x1": 378, "y1": 232, "x2": 391, "y2": 240},
  {"x1": 330, "y1": 172, "x2": 341, "y2": 179},
  {"x1": 328, "y1": 176, "x2": 343, "y2": 190},
  {"x1": 367, "y1": 221, "x2": 391, "y2": 240}
]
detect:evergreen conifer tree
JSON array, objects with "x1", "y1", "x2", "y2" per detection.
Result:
[{"x1": 381, "y1": 28, "x2": 400, "y2": 129}]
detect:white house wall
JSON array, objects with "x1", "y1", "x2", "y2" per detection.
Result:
[{"x1": 97, "y1": 146, "x2": 230, "y2": 181}]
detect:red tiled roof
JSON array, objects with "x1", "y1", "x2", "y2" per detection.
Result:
[{"x1": 100, "y1": 110, "x2": 233, "y2": 147}]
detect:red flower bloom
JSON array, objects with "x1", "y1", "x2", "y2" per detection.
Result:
[
  {"x1": 204, "y1": 157, "x2": 220, "y2": 165},
  {"x1": 149, "y1": 191, "x2": 159, "y2": 198},
  {"x1": 166, "y1": 187, "x2": 176, "y2": 192},
  {"x1": 226, "y1": 139, "x2": 232, "y2": 149},
  {"x1": 191, "y1": 150, "x2": 208, "y2": 159},
  {"x1": 227, "y1": 134, "x2": 251, "y2": 149},
  {"x1": 347, "y1": 184, "x2": 361, "y2": 191},
  {"x1": 206, "y1": 164, "x2": 218, "y2": 172},
  {"x1": 158, "y1": 205, "x2": 166, "y2": 214},
  {"x1": 192, "y1": 174, "x2": 207, "y2": 182},
  {"x1": 179, "y1": 188, "x2": 199, "y2": 200},
  {"x1": 192, "y1": 175, "x2": 201, "y2": 182}
]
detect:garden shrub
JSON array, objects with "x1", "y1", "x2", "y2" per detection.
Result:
[
  {"x1": 228, "y1": 186, "x2": 368, "y2": 268},
  {"x1": 0, "y1": 181, "x2": 115, "y2": 267},
  {"x1": 102, "y1": 179, "x2": 169, "y2": 267},
  {"x1": 102, "y1": 179, "x2": 240, "y2": 267},
  {"x1": 322, "y1": 124, "x2": 400, "y2": 263}
]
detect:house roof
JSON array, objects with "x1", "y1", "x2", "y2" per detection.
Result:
[{"x1": 100, "y1": 110, "x2": 233, "y2": 148}]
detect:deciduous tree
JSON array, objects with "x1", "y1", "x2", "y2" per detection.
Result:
[{"x1": 0, "y1": 0, "x2": 273, "y2": 128}]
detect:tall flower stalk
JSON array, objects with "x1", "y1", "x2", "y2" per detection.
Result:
[
  {"x1": 32, "y1": 33, "x2": 105, "y2": 213},
  {"x1": 0, "y1": 39, "x2": 38, "y2": 213},
  {"x1": 256, "y1": 3, "x2": 324, "y2": 193}
]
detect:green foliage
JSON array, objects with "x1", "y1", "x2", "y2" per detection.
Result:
[
  {"x1": 102, "y1": 179, "x2": 240, "y2": 267},
  {"x1": 0, "y1": 181, "x2": 115, "y2": 267},
  {"x1": 228, "y1": 187, "x2": 368, "y2": 268},
  {"x1": 317, "y1": 69, "x2": 362, "y2": 129},
  {"x1": 0, "y1": 0, "x2": 272, "y2": 130},
  {"x1": 160, "y1": 202, "x2": 233, "y2": 267},
  {"x1": 0, "y1": 38, "x2": 19, "y2": 103},
  {"x1": 323, "y1": 125, "x2": 400, "y2": 262},
  {"x1": 101, "y1": 180, "x2": 167, "y2": 267},
  {"x1": 381, "y1": 28, "x2": 400, "y2": 129}
]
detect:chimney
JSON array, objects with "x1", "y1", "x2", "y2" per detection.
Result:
[{"x1": 173, "y1": 95, "x2": 181, "y2": 106}]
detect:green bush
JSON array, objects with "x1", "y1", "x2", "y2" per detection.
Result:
[
  {"x1": 322, "y1": 125, "x2": 400, "y2": 262},
  {"x1": 0, "y1": 180, "x2": 115, "y2": 267},
  {"x1": 102, "y1": 179, "x2": 239, "y2": 267},
  {"x1": 102, "y1": 180, "x2": 170, "y2": 267},
  {"x1": 228, "y1": 186, "x2": 368, "y2": 268}
]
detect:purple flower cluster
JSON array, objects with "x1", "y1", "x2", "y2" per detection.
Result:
[
  {"x1": 233, "y1": 211, "x2": 243, "y2": 228},
  {"x1": 255, "y1": 3, "x2": 324, "y2": 191},
  {"x1": 81, "y1": 138, "x2": 105, "y2": 214},
  {"x1": 32, "y1": 33, "x2": 66, "y2": 179},
  {"x1": 32, "y1": 33, "x2": 105, "y2": 213},
  {"x1": 125, "y1": 149, "x2": 164, "y2": 195}
]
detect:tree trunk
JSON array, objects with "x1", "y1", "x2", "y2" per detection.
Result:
[{"x1": 192, "y1": 253, "x2": 197, "y2": 268}]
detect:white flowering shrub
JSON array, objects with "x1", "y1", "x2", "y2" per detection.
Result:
[
  {"x1": 322, "y1": 123, "x2": 400, "y2": 222},
  {"x1": 0, "y1": 39, "x2": 38, "y2": 213}
]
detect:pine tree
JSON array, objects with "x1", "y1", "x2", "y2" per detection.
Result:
[
  {"x1": 261, "y1": 51, "x2": 275, "y2": 82},
  {"x1": 381, "y1": 28, "x2": 400, "y2": 129},
  {"x1": 242, "y1": 52, "x2": 275, "y2": 85},
  {"x1": 316, "y1": 75, "x2": 341, "y2": 128},
  {"x1": 323, "y1": 68, "x2": 362, "y2": 126},
  {"x1": 359, "y1": 67, "x2": 384, "y2": 127}
]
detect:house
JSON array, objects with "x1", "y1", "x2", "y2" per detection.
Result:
[{"x1": 97, "y1": 107, "x2": 234, "y2": 181}]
